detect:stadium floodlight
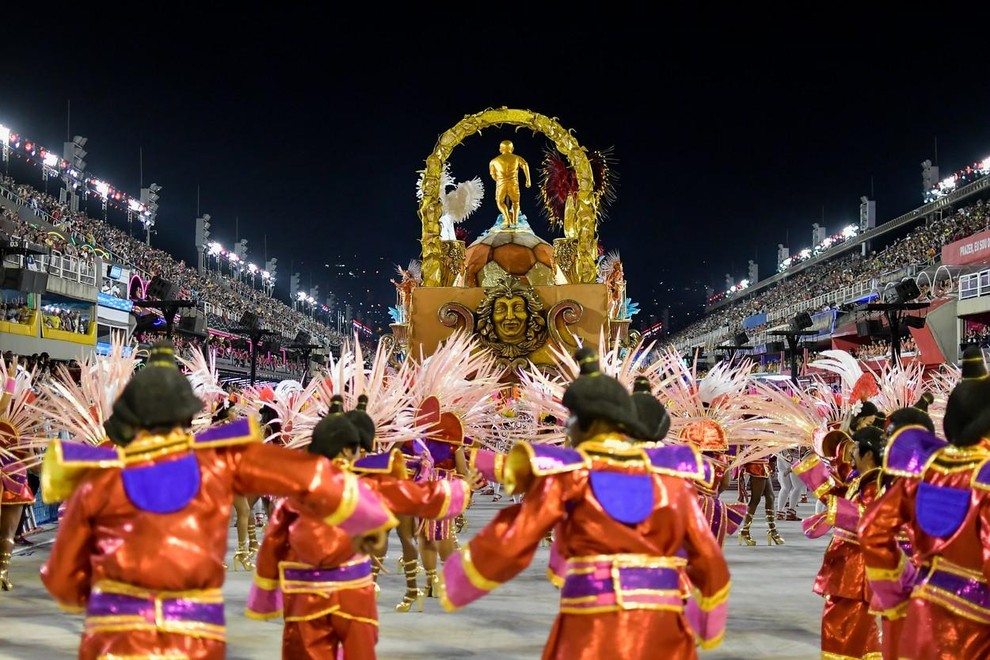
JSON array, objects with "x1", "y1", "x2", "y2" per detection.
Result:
[
  {"x1": 0, "y1": 125, "x2": 9, "y2": 145},
  {"x1": 94, "y1": 179, "x2": 110, "y2": 197},
  {"x1": 42, "y1": 152, "x2": 59, "y2": 168}
]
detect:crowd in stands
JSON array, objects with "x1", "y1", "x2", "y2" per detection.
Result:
[
  {"x1": 41, "y1": 304, "x2": 90, "y2": 334},
  {"x1": 854, "y1": 336, "x2": 918, "y2": 360},
  {"x1": 671, "y1": 200, "x2": 990, "y2": 348},
  {"x1": 1, "y1": 298, "x2": 31, "y2": 324},
  {"x1": 0, "y1": 174, "x2": 346, "y2": 347}
]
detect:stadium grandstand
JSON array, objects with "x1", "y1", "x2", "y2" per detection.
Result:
[
  {"x1": 0, "y1": 123, "x2": 363, "y2": 382},
  {"x1": 665, "y1": 153, "x2": 990, "y2": 379}
]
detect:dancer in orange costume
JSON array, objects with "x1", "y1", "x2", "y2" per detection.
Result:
[
  {"x1": 39, "y1": 343, "x2": 395, "y2": 660},
  {"x1": 0, "y1": 357, "x2": 38, "y2": 591},
  {"x1": 246, "y1": 395, "x2": 472, "y2": 659},
  {"x1": 441, "y1": 348, "x2": 730, "y2": 659},
  {"x1": 811, "y1": 426, "x2": 884, "y2": 660},
  {"x1": 859, "y1": 347, "x2": 990, "y2": 660}
]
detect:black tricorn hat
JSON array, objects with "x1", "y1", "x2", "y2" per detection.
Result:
[
  {"x1": 943, "y1": 347, "x2": 990, "y2": 446},
  {"x1": 561, "y1": 348, "x2": 648, "y2": 439},
  {"x1": 103, "y1": 342, "x2": 203, "y2": 445},
  {"x1": 630, "y1": 375, "x2": 671, "y2": 442}
]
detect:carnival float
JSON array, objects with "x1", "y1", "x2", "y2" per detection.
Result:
[{"x1": 386, "y1": 107, "x2": 639, "y2": 377}]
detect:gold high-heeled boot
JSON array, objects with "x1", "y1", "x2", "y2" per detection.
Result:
[
  {"x1": 395, "y1": 558, "x2": 423, "y2": 612},
  {"x1": 247, "y1": 520, "x2": 260, "y2": 556},
  {"x1": 738, "y1": 514, "x2": 756, "y2": 546},
  {"x1": 231, "y1": 543, "x2": 254, "y2": 571},
  {"x1": 0, "y1": 543, "x2": 13, "y2": 591},
  {"x1": 424, "y1": 568, "x2": 439, "y2": 598},
  {"x1": 766, "y1": 513, "x2": 785, "y2": 545}
]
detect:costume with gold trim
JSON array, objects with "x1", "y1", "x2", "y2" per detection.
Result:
[
  {"x1": 859, "y1": 426, "x2": 990, "y2": 659},
  {"x1": 809, "y1": 466, "x2": 882, "y2": 660},
  {"x1": 40, "y1": 417, "x2": 395, "y2": 660},
  {"x1": 246, "y1": 447, "x2": 469, "y2": 659},
  {"x1": 441, "y1": 435, "x2": 729, "y2": 657}
]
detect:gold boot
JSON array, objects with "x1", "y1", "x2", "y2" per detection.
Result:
[
  {"x1": 395, "y1": 558, "x2": 423, "y2": 612},
  {"x1": 424, "y1": 568, "x2": 440, "y2": 598},
  {"x1": 247, "y1": 520, "x2": 260, "y2": 557},
  {"x1": 766, "y1": 513, "x2": 785, "y2": 545},
  {"x1": 738, "y1": 514, "x2": 756, "y2": 546},
  {"x1": 0, "y1": 546, "x2": 13, "y2": 591},
  {"x1": 231, "y1": 543, "x2": 254, "y2": 571}
]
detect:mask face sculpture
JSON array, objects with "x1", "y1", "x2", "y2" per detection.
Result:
[
  {"x1": 476, "y1": 277, "x2": 547, "y2": 360},
  {"x1": 492, "y1": 295, "x2": 528, "y2": 344}
]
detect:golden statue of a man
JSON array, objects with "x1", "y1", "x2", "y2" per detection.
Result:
[{"x1": 489, "y1": 140, "x2": 531, "y2": 229}]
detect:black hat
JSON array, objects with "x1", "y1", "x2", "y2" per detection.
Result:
[
  {"x1": 943, "y1": 347, "x2": 990, "y2": 446},
  {"x1": 344, "y1": 394, "x2": 376, "y2": 453},
  {"x1": 630, "y1": 376, "x2": 671, "y2": 442},
  {"x1": 309, "y1": 395, "x2": 360, "y2": 458},
  {"x1": 103, "y1": 342, "x2": 203, "y2": 446},
  {"x1": 914, "y1": 391, "x2": 934, "y2": 413},
  {"x1": 561, "y1": 348, "x2": 648, "y2": 439}
]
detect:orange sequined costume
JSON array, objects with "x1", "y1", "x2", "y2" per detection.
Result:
[
  {"x1": 859, "y1": 427, "x2": 990, "y2": 660},
  {"x1": 40, "y1": 418, "x2": 395, "y2": 660},
  {"x1": 247, "y1": 448, "x2": 470, "y2": 659},
  {"x1": 442, "y1": 437, "x2": 730, "y2": 659}
]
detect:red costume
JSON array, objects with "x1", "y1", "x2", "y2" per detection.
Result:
[
  {"x1": 40, "y1": 418, "x2": 395, "y2": 660},
  {"x1": 859, "y1": 426, "x2": 990, "y2": 660},
  {"x1": 442, "y1": 437, "x2": 730, "y2": 659},
  {"x1": 247, "y1": 448, "x2": 470, "y2": 659}
]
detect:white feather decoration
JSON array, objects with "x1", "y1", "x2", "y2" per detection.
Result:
[{"x1": 443, "y1": 177, "x2": 485, "y2": 224}]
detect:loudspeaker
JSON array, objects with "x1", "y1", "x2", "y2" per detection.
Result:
[
  {"x1": 294, "y1": 330, "x2": 311, "y2": 345},
  {"x1": 903, "y1": 315, "x2": 926, "y2": 329},
  {"x1": 766, "y1": 341, "x2": 785, "y2": 353},
  {"x1": 147, "y1": 276, "x2": 179, "y2": 300},
  {"x1": 894, "y1": 279, "x2": 921, "y2": 303},
  {"x1": 178, "y1": 313, "x2": 206, "y2": 335},
  {"x1": 239, "y1": 311, "x2": 260, "y2": 329},
  {"x1": 734, "y1": 332, "x2": 749, "y2": 346},
  {"x1": 857, "y1": 319, "x2": 884, "y2": 337},
  {"x1": 1, "y1": 268, "x2": 48, "y2": 293},
  {"x1": 792, "y1": 311, "x2": 813, "y2": 329}
]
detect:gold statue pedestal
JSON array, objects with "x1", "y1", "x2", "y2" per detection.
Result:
[{"x1": 608, "y1": 318, "x2": 631, "y2": 344}]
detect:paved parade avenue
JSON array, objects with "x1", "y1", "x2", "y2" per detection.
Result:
[{"x1": 0, "y1": 495, "x2": 829, "y2": 660}]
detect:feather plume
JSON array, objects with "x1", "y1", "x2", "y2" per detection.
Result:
[
  {"x1": 864, "y1": 359, "x2": 926, "y2": 414},
  {"x1": 178, "y1": 347, "x2": 226, "y2": 430},
  {"x1": 25, "y1": 333, "x2": 143, "y2": 450},
  {"x1": 925, "y1": 363, "x2": 960, "y2": 437},
  {"x1": 405, "y1": 330, "x2": 509, "y2": 449},
  {"x1": 443, "y1": 177, "x2": 485, "y2": 224},
  {"x1": 810, "y1": 349, "x2": 878, "y2": 412}
]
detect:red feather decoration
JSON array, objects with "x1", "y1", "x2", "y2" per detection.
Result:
[
  {"x1": 538, "y1": 146, "x2": 618, "y2": 229},
  {"x1": 850, "y1": 373, "x2": 879, "y2": 403}
]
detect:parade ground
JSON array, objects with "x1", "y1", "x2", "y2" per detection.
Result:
[{"x1": 0, "y1": 495, "x2": 829, "y2": 660}]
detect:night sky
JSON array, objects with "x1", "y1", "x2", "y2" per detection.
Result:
[{"x1": 3, "y1": 13, "x2": 989, "y2": 334}]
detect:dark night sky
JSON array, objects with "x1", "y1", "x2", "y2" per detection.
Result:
[{"x1": 3, "y1": 12, "x2": 989, "y2": 334}]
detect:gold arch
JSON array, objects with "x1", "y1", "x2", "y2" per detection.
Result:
[{"x1": 418, "y1": 107, "x2": 599, "y2": 286}]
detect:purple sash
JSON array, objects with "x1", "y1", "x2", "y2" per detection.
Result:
[{"x1": 86, "y1": 591, "x2": 224, "y2": 628}]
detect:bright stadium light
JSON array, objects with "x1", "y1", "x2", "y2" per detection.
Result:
[
  {"x1": 42, "y1": 151, "x2": 59, "y2": 167},
  {"x1": 0, "y1": 125, "x2": 9, "y2": 145},
  {"x1": 94, "y1": 179, "x2": 110, "y2": 197}
]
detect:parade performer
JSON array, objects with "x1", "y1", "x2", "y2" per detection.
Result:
[
  {"x1": 656, "y1": 349, "x2": 788, "y2": 547},
  {"x1": 246, "y1": 395, "x2": 472, "y2": 658},
  {"x1": 868, "y1": 394, "x2": 934, "y2": 660},
  {"x1": 0, "y1": 356, "x2": 39, "y2": 591},
  {"x1": 859, "y1": 347, "x2": 990, "y2": 659},
  {"x1": 441, "y1": 348, "x2": 731, "y2": 659},
  {"x1": 180, "y1": 346, "x2": 256, "y2": 571},
  {"x1": 39, "y1": 342, "x2": 396, "y2": 660},
  {"x1": 811, "y1": 425, "x2": 884, "y2": 660}
]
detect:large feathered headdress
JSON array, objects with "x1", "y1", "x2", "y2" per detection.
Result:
[
  {"x1": 809, "y1": 349, "x2": 879, "y2": 416},
  {"x1": 178, "y1": 347, "x2": 227, "y2": 430},
  {"x1": 26, "y1": 333, "x2": 143, "y2": 449},
  {"x1": 0, "y1": 358, "x2": 39, "y2": 463}
]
